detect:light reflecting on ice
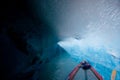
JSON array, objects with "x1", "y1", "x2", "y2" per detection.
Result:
[{"x1": 58, "y1": 38, "x2": 120, "y2": 80}]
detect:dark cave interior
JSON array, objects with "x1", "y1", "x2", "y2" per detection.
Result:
[{"x1": 1, "y1": 0, "x2": 63, "y2": 79}]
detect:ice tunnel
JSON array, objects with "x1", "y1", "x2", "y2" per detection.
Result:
[{"x1": 1, "y1": 0, "x2": 120, "y2": 80}]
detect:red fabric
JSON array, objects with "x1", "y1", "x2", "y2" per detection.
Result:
[
  {"x1": 68, "y1": 64, "x2": 81, "y2": 80},
  {"x1": 67, "y1": 62, "x2": 103, "y2": 80},
  {"x1": 90, "y1": 67, "x2": 103, "y2": 80}
]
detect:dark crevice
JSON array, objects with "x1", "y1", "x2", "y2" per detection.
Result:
[
  {"x1": 7, "y1": 27, "x2": 28, "y2": 55},
  {"x1": 16, "y1": 70, "x2": 35, "y2": 80}
]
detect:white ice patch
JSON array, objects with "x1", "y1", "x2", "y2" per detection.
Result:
[{"x1": 58, "y1": 38, "x2": 120, "y2": 72}]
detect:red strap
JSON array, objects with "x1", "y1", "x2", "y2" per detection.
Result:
[
  {"x1": 67, "y1": 62, "x2": 103, "y2": 80},
  {"x1": 90, "y1": 67, "x2": 103, "y2": 80},
  {"x1": 68, "y1": 64, "x2": 81, "y2": 80}
]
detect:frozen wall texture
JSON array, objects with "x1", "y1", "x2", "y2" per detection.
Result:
[
  {"x1": 31, "y1": 0, "x2": 119, "y2": 37},
  {"x1": 1, "y1": 0, "x2": 61, "y2": 79},
  {"x1": 33, "y1": 0, "x2": 120, "y2": 57}
]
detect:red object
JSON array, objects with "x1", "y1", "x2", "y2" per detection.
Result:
[
  {"x1": 67, "y1": 61, "x2": 103, "y2": 80},
  {"x1": 67, "y1": 64, "x2": 81, "y2": 80},
  {"x1": 90, "y1": 67, "x2": 103, "y2": 80}
]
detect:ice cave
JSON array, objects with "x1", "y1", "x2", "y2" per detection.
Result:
[{"x1": 1, "y1": 0, "x2": 120, "y2": 80}]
